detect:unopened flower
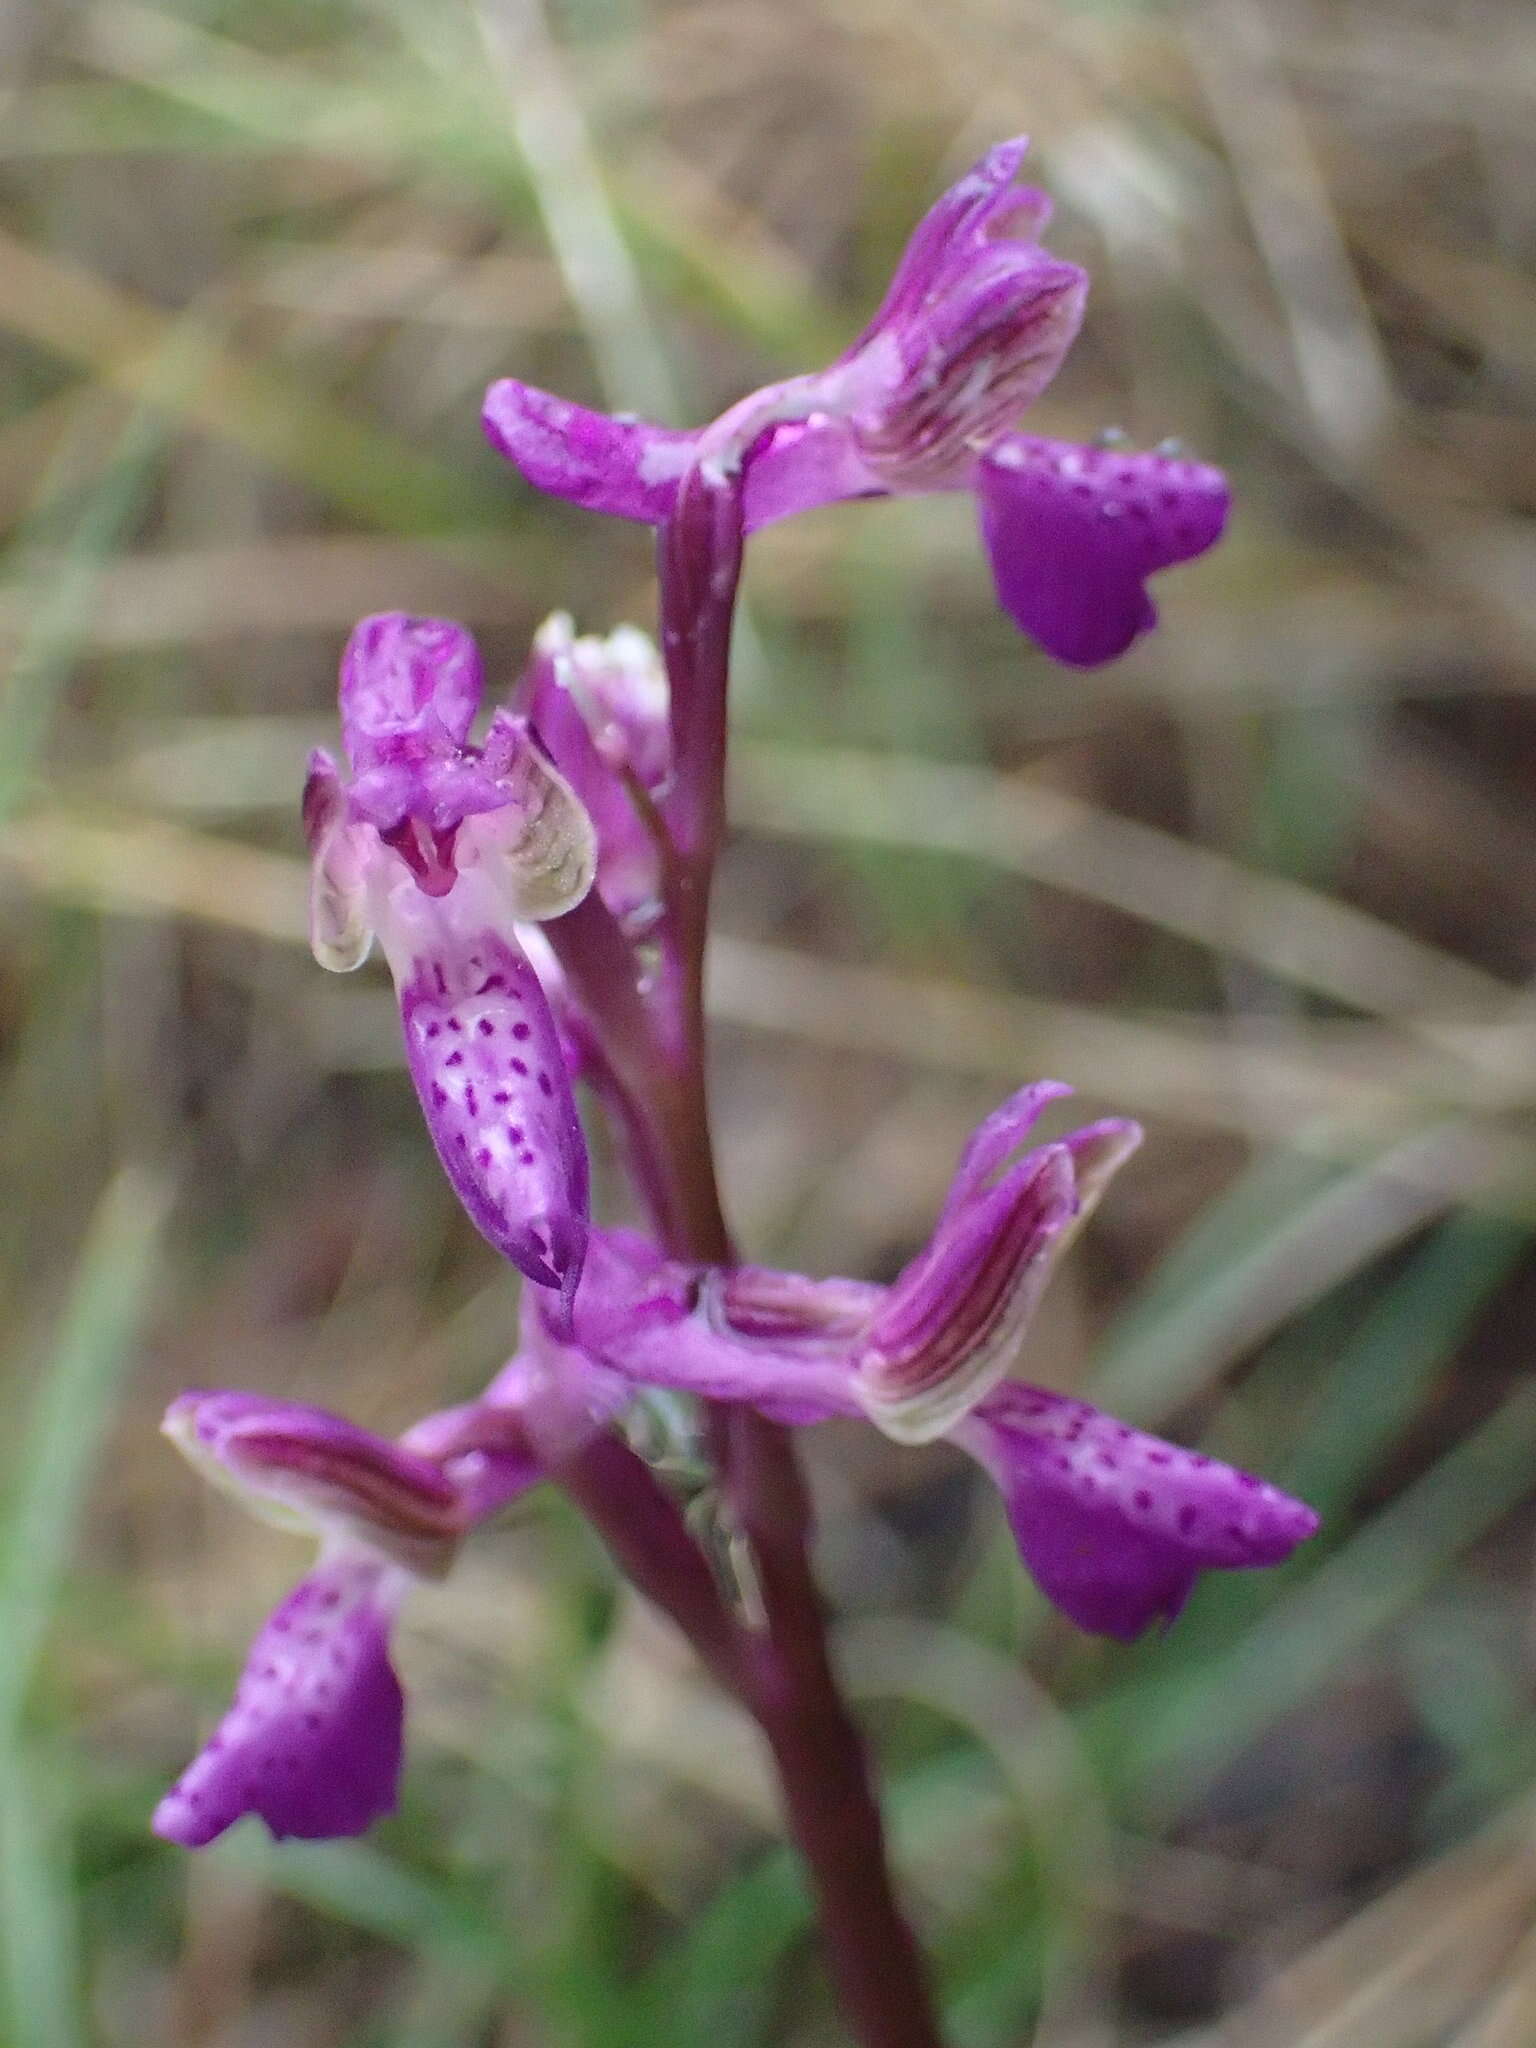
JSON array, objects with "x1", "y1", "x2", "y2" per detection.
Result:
[
  {"x1": 306, "y1": 613, "x2": 597, "y2": 1310},
  {"x1": 484, "y1": 141, "x2": 1229, "y2": 667},
  {"x1": 520, "y1": 613, "x2": 671, "y2": 928},
  {"x1": 558, "y1": 1085, "x2": 1316, "y2": 1638}
]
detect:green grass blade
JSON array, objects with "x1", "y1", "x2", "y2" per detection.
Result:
[
  {"x1": 1117, "y1": 1378, "x2": 1536, "y2": 1813},
  {"x1": 0, "y1": 1750, "x2": 86, "y2": 2048},
  {"x1": 0, "y1": 382, "x2": 175, "y2": 825},
  {"x1": 624, "y1": 1846, "x2": 806, "y2": 2048},
  {"x1": 1284, "y1": 1207, "x2": 1530, "y2": 1514},
  {"x1": 0, "y1": 1166, "x2": 171, "y2": 2048}
]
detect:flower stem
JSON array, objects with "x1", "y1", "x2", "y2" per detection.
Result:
[
  {"x1": 555, "y1": 1432, "x2": 745, "y2": 1700},
  {"x1": 728, "y1": 1407, "x2": 947, "y2": 2048},
  {"x1": 630, "y1": 474, "x2": 949, "y2": 2048}
]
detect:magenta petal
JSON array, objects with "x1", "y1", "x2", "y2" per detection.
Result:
[
  {"x1": 1004, "y1": 1489, "x2": 1205, "y2": 1639},
  {"x1": 400, "y1": 931, "x2": 588, "y2": 1306},
  {"x1": 340, "y1": 613, "x2": 483, "y2": 767},
  {"x1": 164, "y1": 1392, "x2": 463, "y2": 1569},
  {"x1": 484, "y1": 379, "x2": 883, "y2": 534},
  {"x1": 568, "y1": 1232, "x2": 857, "y2": 1424},
  {"x1": 977, "y1": 437, "x2": 1230, "y2": 666},
  {"x1": 482, "y1": 380, "x2": 695, "y2": 523},
  {"x1": 856, "y1": 1146, "x2": 1077, "y2": 1439},
  {"x1": 961, "y1": 1384, "x2": 1318, "y2": 1639},
  {"x1": 153, "y1": 1553, "x2": 405, "y2": 1847},
  {"x1": 851, "y1": 137, "x2": 1034, "y2": 349},
  {"x1": 938, "y1": 1079, "x2": 1075, "y2": 1224},
  {"x1": 739, "y1": 417, "x2": 884, "y2": 531}
]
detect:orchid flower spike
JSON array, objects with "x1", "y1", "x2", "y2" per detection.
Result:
[
  {"x1": 560, "y1": 1084, "x2": 1318, "y2": 1640},
  {"x1": 484, "y1": 140, "x2": 1230, "y2": 667},
  {"x1": 305, "y1": 613, "x2": 597, "y2": 1311},
  {"x1": 154, "y1": 1341, "x2": 629, "y2": 1847}
]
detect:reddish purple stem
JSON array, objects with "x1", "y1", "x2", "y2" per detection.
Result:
[{"x1": 559, "y1": 453, "x2": 948, "y2": 2048}]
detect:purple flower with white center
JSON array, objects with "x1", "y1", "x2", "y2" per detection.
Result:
[
  {"x1": 483, "y1": 139, "x2": 1230, "y2": 667},
  {"x1": 555, "y1": 1084, "x2": 1316, "y2": 1638},
  {"x1": 154, "y1": 1348, "x2": 629, "y2": 1848},
  {"x1": 305, "y1": 612, "x2": 597, "y2": 1311}
]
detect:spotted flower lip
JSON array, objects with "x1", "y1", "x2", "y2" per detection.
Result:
[
  {"x1": 305, "y1": 613, "x2": 596, "y2": 1310},
  {"x1": 153, "y1": 1548, "x2": 410, "y2": 1848},
  {"x1": 950, "y1": 1385, "x2": 1320, "y2": 1639},
  {"x1": 154, "y1": 1391, "x2": 468, "y2": 1849},
  {"x1": 483, "y1": 140, "x2": 1230, "y2": 667}
]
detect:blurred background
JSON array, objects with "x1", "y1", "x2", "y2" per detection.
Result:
[{"x1": 2, "y1": 0, "x2": 1535, "y2": 2040}]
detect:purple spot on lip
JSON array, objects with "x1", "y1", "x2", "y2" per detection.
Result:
[
  {"x1": 512, "y1": 1022, "x2": 531, "y2": 1041},
  {"x1": 511, "y1": 1058, "x2": 528, "y2": 1076}
]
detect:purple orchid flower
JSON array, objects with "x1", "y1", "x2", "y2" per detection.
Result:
[
  {"x1": 483, "y1": 139, "x2": 1230, "y2": 667},
  {"x1": 305, "y1": 612, "x2": 598, "y2": 1312},
  {"x1": 560, "y1": 1083, "x2": 1317, "y2": 1640},
  {"x1": 154, "y1": 1349, "x2": 628, "y2": 1848}
]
